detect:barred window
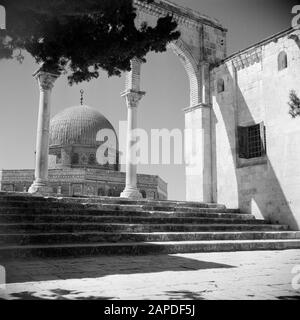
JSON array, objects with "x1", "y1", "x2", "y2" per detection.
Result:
[{"x1": 238, "y1": 122, "x2": 266, "y2": 159}]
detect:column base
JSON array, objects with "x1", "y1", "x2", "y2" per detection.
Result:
[
  {"x1": 120, "y1": 187, "x2": 143, "y2": 199},
  {"x1": 28, "y1": 181, "x2": 53, "y2": 195}
]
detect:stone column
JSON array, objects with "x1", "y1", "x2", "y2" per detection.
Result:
[
  {"x1": 29, "y1": 70, "x2": 59, "y2": 194},
  {"x1": 120, "y1": 58, "x2": 145, "y2": 199},
  {"x1": 184, "y1": 62, "x2": 213, "y2": 203}
]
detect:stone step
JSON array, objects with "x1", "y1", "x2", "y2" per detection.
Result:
[
  {"x1": 0, "y1": 204, "x2": 240, "y2": 215},
  {"x1": 0, "y1": 193, "x2": 295, "y2": 259},
  {"x1": 0, "y1": 196, "x2": 221, "y2": 206},
  {"x1": 80, "y1": 204, "x2": 239, "y2": 213},
  {"x1": 1, "y1": 239, "x2": 300, "y2": 259},
  {"x1": 0, "y1": 222, "x2": 289, "y2": 234},
  {"x1": 0, "y1": 214, "x2": 264, "y2": 225},
  {"x1": 0, "y1": 208, "x2": 253, "y2": 219},
  {"x1": 0, "y1": 193, "x2": 226, "y2": 209},
  {"x1": 0, "y1": 199, "x2": 228, "y2": 209},
  {"x1": 1, "y1": 231, "x2": 299, "y2": 246}
]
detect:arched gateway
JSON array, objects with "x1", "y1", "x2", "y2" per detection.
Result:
[
  {"x1": 120, "y1": 0, "x2": 227, "y2": 201},
  {"x1": 28, "y1": 0, "x2": 227, "y2": 203}
]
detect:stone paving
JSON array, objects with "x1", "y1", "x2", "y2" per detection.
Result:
[{"x1": 0, "y1": 250, "x2": 300, "y2": 300}]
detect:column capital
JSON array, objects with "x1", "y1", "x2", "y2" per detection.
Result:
[
  {"x1": 183, "y1": 103, "x2": 212, "y2": 113},
  {"x1": 33, "y1": 69, "x2": 60, "y2": 92},
  {"x1": 199, "y1": 61, "x2": 211, "y2": 68},
  {"x1": 121, "y1": 89, "x2": 146, "y2": 107}
]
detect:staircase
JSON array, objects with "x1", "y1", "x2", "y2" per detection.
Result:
[{"x1": 0, "y1": 192, "x2": 300, "y2": 259}]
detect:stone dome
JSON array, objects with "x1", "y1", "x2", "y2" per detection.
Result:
[{"x1": 49, "y1": 105, "x2": 116, "y2": 146}]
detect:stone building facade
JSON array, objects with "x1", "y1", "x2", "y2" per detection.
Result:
[
  {"x1": 134, "y1": 1, "x2": 300, "y2": 230},
  {"x1": 211, "y1": 28, "x2": 300, "y2": 230},
  {"x1": 0, "y1": 168, "x2": 167, "y2": 200}
]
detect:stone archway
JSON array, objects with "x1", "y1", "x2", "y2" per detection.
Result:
[
  {"x1": 119, "y1": 0, "x2": 228, "y2": 202},
  {"x1": 27, "y1": 0, "x2": 227, "y2": 203},
  {"x1": 168, "y1": 39, "x2": 201, "y2": 107}
]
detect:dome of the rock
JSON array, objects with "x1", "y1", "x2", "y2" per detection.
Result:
[{"x1": 49, "y1": 105, "x2": 116, "y2": 146}]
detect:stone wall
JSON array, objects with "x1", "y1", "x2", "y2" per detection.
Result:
[
  {"x1": 0, "y1": 170, "x2": 35, "y2": 192},
  {"x1": 0, "y1": 168, "x2": 167, "y2": 200},
  {"x1": 211, "y1": 28, "x2": 300, "y2": 230}
]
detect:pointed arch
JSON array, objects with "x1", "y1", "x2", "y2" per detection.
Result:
[{"x1": 168, "y1": 39, "x2": 201, "y2": 107}]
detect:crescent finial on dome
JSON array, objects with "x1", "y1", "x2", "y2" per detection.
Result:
[{"x1": 80, "y1": 89, "x2": 84, "y2": 106}]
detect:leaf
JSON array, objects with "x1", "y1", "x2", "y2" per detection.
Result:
[{"x1": 0, "y1": 0, "x2": 179, "y2": 84}]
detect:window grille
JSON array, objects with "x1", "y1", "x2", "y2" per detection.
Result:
[{"x1": 238, "y1": 122, "x2": 266, "y2": 159}]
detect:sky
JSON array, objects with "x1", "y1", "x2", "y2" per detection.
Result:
[{"x1": 0, "y1": 0, "x2": 298, "y2": 201}]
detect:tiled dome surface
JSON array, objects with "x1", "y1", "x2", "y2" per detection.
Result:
[{"x1": 49, "y1": 105, "x2": 116, "y2": 146}]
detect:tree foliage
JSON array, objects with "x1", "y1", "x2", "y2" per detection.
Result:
[
  {"x1": 288, "y1": 90, "x2": 300, "y2": 118},
  {"x1": 0, "y1": 0, "x2": 180, "y2": 84}
]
